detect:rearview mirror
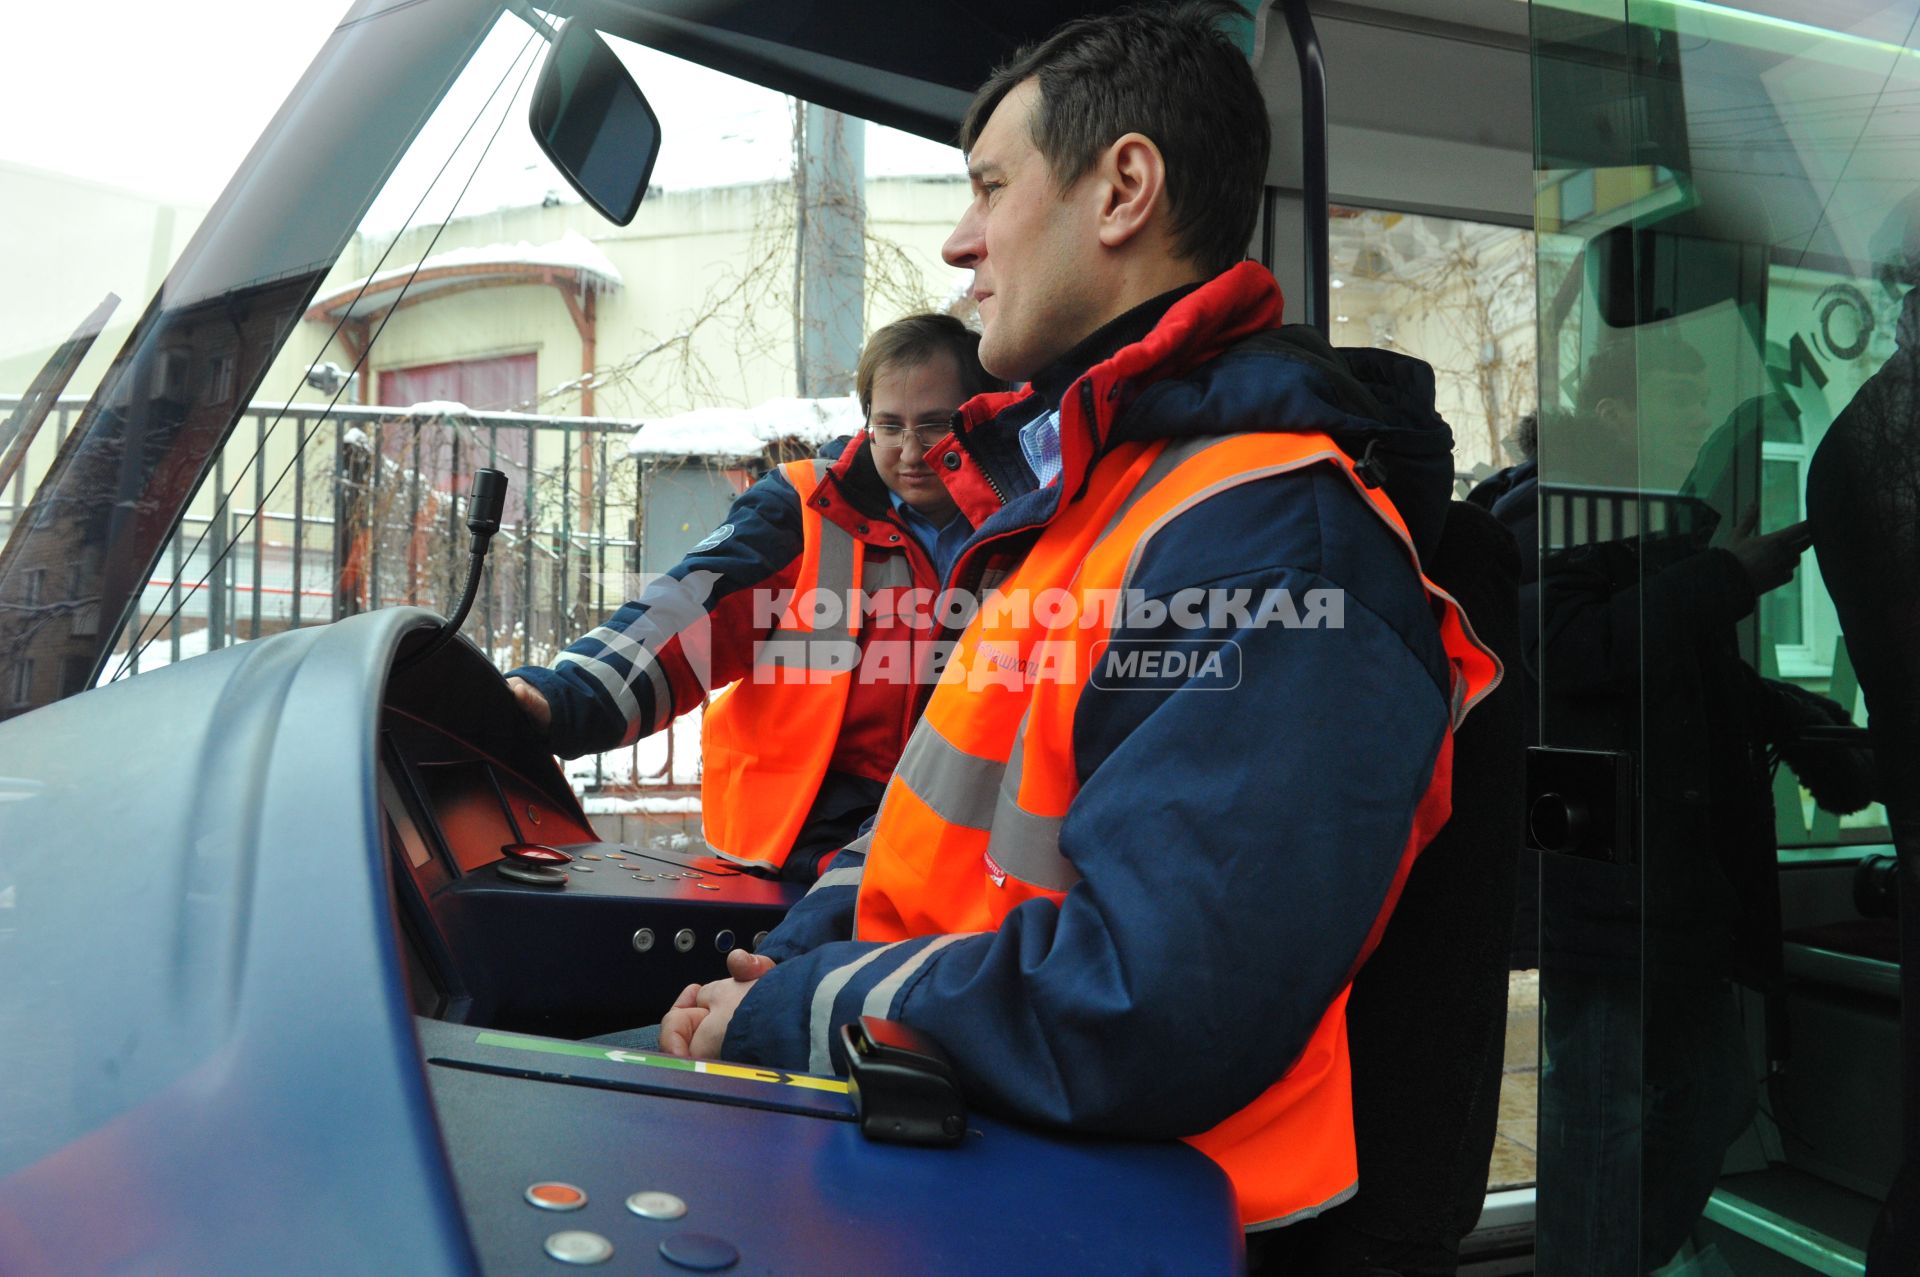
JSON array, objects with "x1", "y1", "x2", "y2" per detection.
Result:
[{"x1": 529, "y1": 20, "x2": 660, "y2": 226}]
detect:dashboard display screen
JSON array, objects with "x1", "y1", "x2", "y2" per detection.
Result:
[
  {"x1": 413, "y1": 760, "x2": 518, "y2": 872},
  {"x1": 379, "y1": 767, "x2": 435, "y2": 870}
]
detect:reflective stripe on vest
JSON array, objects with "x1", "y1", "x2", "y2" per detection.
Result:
[
  {"x1": 854, "y1": 432, "x2": 1501, "y2": 1228},
  {"x1": 700, "y1": 459, "x2": 865, "y2": 870}
]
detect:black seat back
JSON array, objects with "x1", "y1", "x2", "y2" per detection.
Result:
[{"x1": 1253, "y1": 500, "x2": 1527, "y2": 1276}]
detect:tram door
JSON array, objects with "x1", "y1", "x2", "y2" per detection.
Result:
[{"x1": 1529, "y1": 3, "x2": 1917, "y2": 1273}]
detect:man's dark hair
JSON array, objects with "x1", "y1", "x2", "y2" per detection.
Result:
[
  {"x1": 1511, "y1": 410, "x2": 1539, "y2": 461},
  {"x1": 958, "y1": 0, "x2": 1268, "y2": 277},
  {"x1": 856, "y1": 313, "x2": 1002, "y2": 417}
]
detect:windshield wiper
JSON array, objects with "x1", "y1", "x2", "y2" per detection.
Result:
[{"x1": 0, "y1": 293, "x2": 120, "y2": 494}]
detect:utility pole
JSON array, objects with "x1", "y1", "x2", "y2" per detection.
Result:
[{"x1": 794, "y1": 104, "x2": 865, "y2": 399}]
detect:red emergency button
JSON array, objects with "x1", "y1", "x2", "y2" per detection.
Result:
[
  {"x1": 526, "y1": 1182, "x2": 588, "y2": 1211},
  {"x1": 504, "y1": 842, "x2": 572, "y2": 866}
]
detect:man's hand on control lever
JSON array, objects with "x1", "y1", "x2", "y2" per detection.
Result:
[
  {"x1": 660, "y1": 949, "x2": 777, "y2": 1059},
  {"x1": 1721, "y1": 508, "x2": 1813, "y2": 596},
  {"x1": 505, "y1": 676, "x2": 552, "y2": 735}
]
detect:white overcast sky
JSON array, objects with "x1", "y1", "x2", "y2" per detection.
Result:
[{"x1": 0, "y1": 1, "x2": 964, "y2": 208}]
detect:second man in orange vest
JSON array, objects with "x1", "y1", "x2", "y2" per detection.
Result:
[{"x1": 506, "y1": 314, "x2": 999, "y2": 880}]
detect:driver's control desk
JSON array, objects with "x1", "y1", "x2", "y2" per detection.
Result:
[{"x1": 417, "y1": 1019, "x2": 1245, "y2": 1274}]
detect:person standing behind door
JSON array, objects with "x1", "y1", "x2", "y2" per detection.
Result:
[{"x1": 505, "y1": 314, "x2": 1001, "y2": 881}]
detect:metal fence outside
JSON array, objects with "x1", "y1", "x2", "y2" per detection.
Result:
[{"x1": 1, "y1": 396, "x2": 689, "y2": 792}]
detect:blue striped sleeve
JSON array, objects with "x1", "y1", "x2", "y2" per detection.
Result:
[{"x1": 506, "y1": 469, "x2": 806, "y2": 758}]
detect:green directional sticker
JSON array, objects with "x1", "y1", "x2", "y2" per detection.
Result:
[{"x1": 473, "y1": 1031, "x2": 851, "y2": 1095}]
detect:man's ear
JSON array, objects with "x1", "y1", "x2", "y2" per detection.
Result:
[
  {"x1": 1095, "y1": 132, "x2": 1168, "y2": 252},
  {"x1": 1593, "y1": 396, "x2": 1632, "y2": 431}
]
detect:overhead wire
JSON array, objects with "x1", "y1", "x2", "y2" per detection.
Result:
[{"x1": 110, "y1": 20, "x2": 548, "y2": 682}]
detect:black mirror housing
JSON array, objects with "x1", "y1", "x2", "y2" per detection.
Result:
[{"x1": 529, "y1": 20, "x2": 660, "y2": 226}]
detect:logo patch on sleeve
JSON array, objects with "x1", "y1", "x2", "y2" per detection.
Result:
[{"x1": 692, "y1": 523, "x2": 735, "y2": 552}]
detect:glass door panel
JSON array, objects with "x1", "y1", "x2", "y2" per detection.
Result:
[{"x1": 1529, "y1": 2, "x2": 1920, "y2": 1272}]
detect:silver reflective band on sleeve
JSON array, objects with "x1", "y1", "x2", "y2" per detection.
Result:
[
  {"x1": 555, "y1": 648, "x2": 643, "y2": 728},
  {"x1": 859, "y1": 933, "x2": 972, "y2": 1021},
  {"x1": 553, "y1": 565, "x2": 732, "y2": 738},
  {"x1": 809, "y1": 941, "x2": 906, "y2": 1074},
  {"x1": 813, "y1": 865, "x2": 864, "y2": 892},
  {"x1": 890, "y1": 720, "x2": 1004, "y2": 831}
]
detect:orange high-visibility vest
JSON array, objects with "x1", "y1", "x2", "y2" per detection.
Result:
[
  {"x1": 855, "y1": 432, "x2": 1501, "y2": 1229},
  {"x1": 701, "y1": 459, "x2": 866, "y2": 870}
]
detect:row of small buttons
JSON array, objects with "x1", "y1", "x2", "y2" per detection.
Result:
[
  {"x1": 525, "y1": 1184, "x2": 736, "y2": 1271},
  {"x1": 564, "y1": 863, "x2": 714, "y2": 883},
  {"x1": 631, "y1": 928, "x2": 771, "y2": 955}
]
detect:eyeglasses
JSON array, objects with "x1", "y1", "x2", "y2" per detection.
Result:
[{"x1": 870, "y1": 423, "x2": 951, "y2": 451}]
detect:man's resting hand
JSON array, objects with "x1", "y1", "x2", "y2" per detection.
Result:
[{"x1": 659, "y1": 949, "x2": 776, "y2": 1058}]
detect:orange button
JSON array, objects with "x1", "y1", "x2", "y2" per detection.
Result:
[{"x1": 526, "y1": 1182, "x2": 588, "y2": 1211}]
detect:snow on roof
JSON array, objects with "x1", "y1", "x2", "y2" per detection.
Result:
[
  {"x1": 340, "y1": 229, "x2": 622, "y2": 301},
  {"x1": 628, "y1": 395, "x2": 864, "y2": 459}
]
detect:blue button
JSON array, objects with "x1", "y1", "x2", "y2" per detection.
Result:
[
  {"x1": 658, "y1": 1234, "x2": 739, "y2": 1271},
  {"x1": 713, "y1": 929, "x2": 735, "y2": 953}
]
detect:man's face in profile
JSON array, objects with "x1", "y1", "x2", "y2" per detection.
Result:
[{"x1": 943, "y1": 79, "x2": 1102, "y2": 382}]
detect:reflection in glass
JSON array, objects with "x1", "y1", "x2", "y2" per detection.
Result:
[{"x1": 1528, "y1": 1, "x2": 1919, "y2": 1271}]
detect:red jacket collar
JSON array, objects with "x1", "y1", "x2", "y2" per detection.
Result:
[{"x1": 943, "y1": 262, "x2": 1286, "y2": 509}]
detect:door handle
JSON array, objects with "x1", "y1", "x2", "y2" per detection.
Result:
[{"x1": 1526, "y1": 747, "x2": 1636, "y2": 863}]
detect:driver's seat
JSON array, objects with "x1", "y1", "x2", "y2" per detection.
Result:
[{"x1": 1249, "y1": 500, "x2": 1526, "y2": 1276}]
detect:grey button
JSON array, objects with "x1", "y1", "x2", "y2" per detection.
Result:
[
  {"x1": 659, "y1": 1234, "x2": 739, "y2": 1271},
  {"x1": 570, "y1": 865, "x2": 594, "y2": 873},
  {"x1": 680, "y1": 869, "x2": 705, "y2": 879},
  {"x1": 631, "y1": 873, "x2": 656, "y2": 882},
  {"x1": 632, "y1": 928, "x2": 655, "y2": 954},
  {"x1": 626, "y1": 1190, "x2": 688, "y2": 1220},
  {"x1": 942, "y1": 451, "x2": 961, "y2": 470},
  {"x1": 695, "y1": 883, "x2": 721, "y2": 892},
  {"x1": 525, "y1": 1182, "x2": 587, "y2": 1211},
  {"x1": 581, "y1": 854, "x2": 602, "y2": 861},
  {"x1": 654, "y1": 871, "x2": 679, "y2": 880},
  {"x1": 544, "y1": 1231, "x2": 613, "y2": 1265},
  {"x1": 673, "y1": 929, "x2": 696, "y2": 953},
  {"x1": 606, "y1": 852, "x2": 627, "y2": 860},
  {"x1": 713, "y1": 929, "x2": 736, "y2": 953},
  {"x1": 752, "y1": 931, "x2": 769, "y2": 951}
]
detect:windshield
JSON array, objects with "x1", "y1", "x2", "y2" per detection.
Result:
[
  {"x1": 0, "y1": 0, "x2": 511, "y2": 719},
  {"x1": 0, "y1": 2, "x2": 967, "y2": 801}
]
